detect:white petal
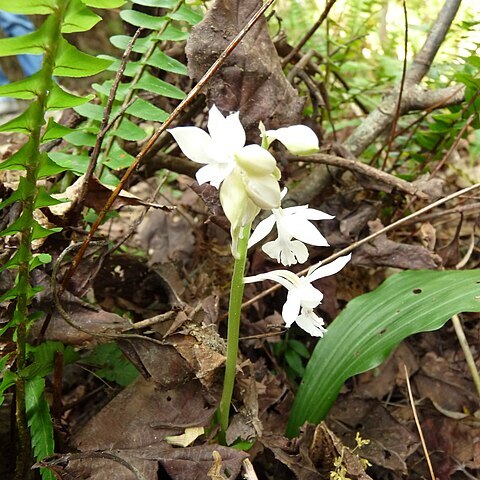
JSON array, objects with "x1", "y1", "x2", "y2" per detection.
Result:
[
  {"x1": 307, "y1": 254, "x2": 352, "y2": 282},
  {"x1": 282, "y1": 291, "x2": 302, "y2": 326},
  {"x1": 288, "y1": 240, "x2": 309, "y2": 264},
  {"x1": 248, "y1": 214, "x2": 276, "y2": 248},
  {"x1": 297, "y1": 282, "x2": 323, "y2": 306},
  {"x1": 262, "y1": 239, "x2": 288, "y2": 264},
  {"x1": 266, "y1": 125, "x2": 319, "y2": 155},
  {"x1": 168, "y1": 126, "x2": 214, "y2": 165},
  {"x1": 280, "y1": 215, "x2": 329, "y2": 247},
  {"x1": 220, "y1": 169, "x2": 249, "y2": 228},
  {"x1": 244, "y1": 269, "x2": 299, "y2": 291},
  {"x1": 196, "y1": 162, "x2": 233, "y2": 188},
  {"x1": 208, "y1": 105, "x2": 246, "y2": 153},
  {"x1": 235, "y1": 145, "x2": 277, "y2": 176},
  {"x1": 283, "y1": 205, "x2": 334, "y2": 220},
  {"x1": 295, "y1": 308, "x2": 326, "y2": 337},
  {"x1": 244, "y1": 174, "x2": 281, "y2": 210}
]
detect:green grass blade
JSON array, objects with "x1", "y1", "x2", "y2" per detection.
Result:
[{"x1": 287, "y1": 269, "x2": 480, "y2": 437}]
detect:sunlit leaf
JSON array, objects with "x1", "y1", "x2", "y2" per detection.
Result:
[
  {"x1": 41, "y1": 119, "x2": 75, "y2": 143},
  {"x1": 110, "y1": 118, "x2": 146, "y2": 141},
  {"x1": 46, "y1": 83, "x2": 94, "y2": 110},
  {"x1": 120, "y1": 9, "x2": 167, "y2": 29},
  {"x1": 146, "y1": 50, "x2": 187, "y2": 75},
  {"x1": 48, "y1": 152, "x2": 90, "y2": 175},
  {"x1": 62, "y1": 0, "x2": 102, "y2": 33},
  {"x1": 168, "y1": 5, "x2": 202, "y2": 25},
  {"x1": 135, "y1": 71, "x2": 186, "y2": 100},
  {"x1": 80, "y1": 0, "x2": 126, "y2": 7},
  {"x1": 0, "y1": 71, "x2": 42, "y2": 99},
  {"x1": 0, "y1": 0, "x2": 57, "y2": 14},
  {"x1": 54, "y1": 38, "x2": 112, "y2": 77},
  {"x1": 126, "y1": 98, "x2": 169, "y2": 122}
]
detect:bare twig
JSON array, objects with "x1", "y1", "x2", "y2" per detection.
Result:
[
  {"x1": 404, "y1": 365, "x2": 436, "y2": 480},
  {"x1": 288, "y1": 152, "x2": 428, "y2": 198},
  {"x1": 59, "y1": 0, "x2": 278, "y2": 294},
  {"x1": 82, "y1": 28, "x2": 143, "y2": 196},
  {"x1": 451, "y1": 314, "x2": 480, "y2": 399},
  {"x1": 243, "y1": 182, "x2": 480, "y2": 309},
  {"x1": 281, "y1": 0, "x2": 337, "y2": 67},
  {"x1": 382, "y1": 0, "x2": 408, "y2": 171}
]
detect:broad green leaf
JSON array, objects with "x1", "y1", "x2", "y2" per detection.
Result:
[
  {"x1": 64, "y1": 131, "x2": 97, "y2": 147},
  {"x1": 80, "y1": 0, "x2": 126, "y2": 7},
  {"x1": 38, "y1": 152, "x2": 67, "y2": 177},
  {"x1": 135, "y1": 72, "x2": 186, "y2": 100},
  {"x1": 32, "y1": 220, "x2": 61, "y2": 240},
  {"x1": 109, "y1": 34, "x2": 154, "y2": 54},
  {"x1": 26, "y1": 377, "x2": 55, "y2": 480},
  {"x1": 158, "y1": 24, "x2": 189, "y2": 42},
  {"x1": 54, "y1": 38, "x2": 112, "y2": 77},
  {"x1": 110, "y1": 118, "x2": 146, "y2": 141},
  {"x1": 0, "y1": 71, "x2": 42, "y2": 99},
  {"x1": 0, "y1": 211, "x2": 29, "y2": 237},
  {"x1": 74, "y1": 102, "x2": 104, "y2": 121},
  {"x1": 92, "y1": 80, "x2": 130, "y2": 99},
  {"x1": 29, "y1": 253, "x2": 52, "y2": 271},
  {"x1": 0, "y1": 17, "x2": 53, "y2": 56},
  {"x1": 100, "y1": 55, "x2": 142, "y2": 77},
  {"x1": 0, "y1": 0, "x2": 57, "y2": 14},
  {"x1": 46, "y1": 83, "x2": 94, "y2": 110},
  {"x1": 286, "y1": 269, "x2": 480, "y2": 437},
  {"x1": 168, "y1": 5, "x2": 202, "y2": 25},
  {"x1": 0, "y1": 102, "x2": 42, "y2": 134},
  {"x1": 0, "y1": 140, "x2": 34, "y2": 171},
  {"x1": 132, "y1": 0, "x2": 177, "y2": 6},
  {"x1": 34, "y1": 187, "x2": 65, "y2": 208},
  {"x1": 63, "y1": 0, "x2": 102, "y2": 33},
  {"x1": 41, "y1": 119, "x2": 75, "y2": 143},
  {"x1": 48, "y1": 152, "x2": 90, "y2": 175},
  {"x1": 126, "y1": 98, "x2": 169, "y2": 122},
  {"x1": 120, "y1": 9, "x2": 167, "y2": 30},
  {"x1": 146, "y1": 50, "x2": 187, "y2": 75},
  {"x1": 0, "y1": 177, "x2": 27, "y2": 210},
  {"x1": 102, "y1": 142, "x2": 134, "y2": 169}
]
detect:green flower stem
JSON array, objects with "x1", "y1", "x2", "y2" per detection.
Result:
[{"x1": 218, "y1": 224, "x2": 251, "y2": 435}]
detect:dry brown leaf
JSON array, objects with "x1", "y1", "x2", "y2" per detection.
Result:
[{"x1": 186, "y1": 0, "x2": 304, "y2": 139}]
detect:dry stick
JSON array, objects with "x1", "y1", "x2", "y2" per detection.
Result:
[
  {"x1": 451, "y1": 314, "x2": 480, "y2": 399},
  {"x1": 59, "y1": 0, "x2": 278, "y2": 295},
  {"x1": 288, "y1": 152, "x2": 428, "y2": 198},
  {"x1": 281, "y1": 0, "x2": 337, "y2": 67},
  {"x1": 404, "y1": 365, "x2": 436, "y2": 480},
  {"x1": 381, "y1": 0, "x2": 408, "y2": 172},
  {"x1": 81, "y1": 27, "x2": 143, "y2": 200},
  {"x1": 242, "y1": 182, "x2": 480, "y2": 309}
]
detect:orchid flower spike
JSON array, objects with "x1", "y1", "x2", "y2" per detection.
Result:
[
  {"x1": 248, "y1": 189, "x2": 333, "y2": 266},
  {"x1": 244, "y1": 254, "x2": 351, "y2": 336}
]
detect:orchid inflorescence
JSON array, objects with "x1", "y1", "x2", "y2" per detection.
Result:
[{"x1": 169, "y1": 105, "x2": 350, "y2": 337}]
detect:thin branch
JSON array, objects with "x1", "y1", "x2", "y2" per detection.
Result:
[
  {"x1": 282, "y1": 0, "x2": 338, "y2": 67},
  {"x1": 382, "y1": 0, "x2": 408, "y2": 171},
  {"x1": 404, "y1": 365, "x2": 436, "y2": 480},
  {"x1": 59, "y1": 0, "x2": 278, "y2": 294},
  {"x1": 243, "y1": 182, "x2": 480, "y2": 309},
  {"x1": 451, "y1": 314, "x2": 480, "y2": 399},
  {"x1": 288, "y1": 152, "x2": 428, "y2": 198}
]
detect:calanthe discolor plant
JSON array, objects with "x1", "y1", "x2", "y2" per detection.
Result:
[{"x1": 169, "y1": 105, "x2": 351, "y2": 434}]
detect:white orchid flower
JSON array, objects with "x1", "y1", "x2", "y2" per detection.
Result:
[
  {"x1": 168, "y1": 105, "x2": 246, "y2": 188},
  {"x1": 265, "y1": 125, "x2": 319, "y2": 155},
  {"x1": 244, "y1": 254, "x2": 351, "y2": 336},
  {"x1": 248, "y1": 189, "x2": 333, "y2": 266}
]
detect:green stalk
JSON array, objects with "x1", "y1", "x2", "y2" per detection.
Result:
[
  {"x1": 13, "y1": 6, "x2": 63, "y2": 479},
  {"x1": 218, "y1": 224, "x2": 251, "y2": 436}
]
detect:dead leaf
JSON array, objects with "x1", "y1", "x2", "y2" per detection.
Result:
[
  {"x1": 165, "y1": 426, "x2": 205, "y2": 447},
  {"x1": 353, "y1": 219, "x2": 442, "y2": 269},
  {"x1": 186, "y1": 0, "x2": 304, "y2": 139}
]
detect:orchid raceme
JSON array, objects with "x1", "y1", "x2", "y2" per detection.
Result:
[
  {"x1": 244, "y1": 254, "x2": 352, "y2": 336},
  {"x1": 248, "y1": 189, "x2": 334, "y2": 266}
]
